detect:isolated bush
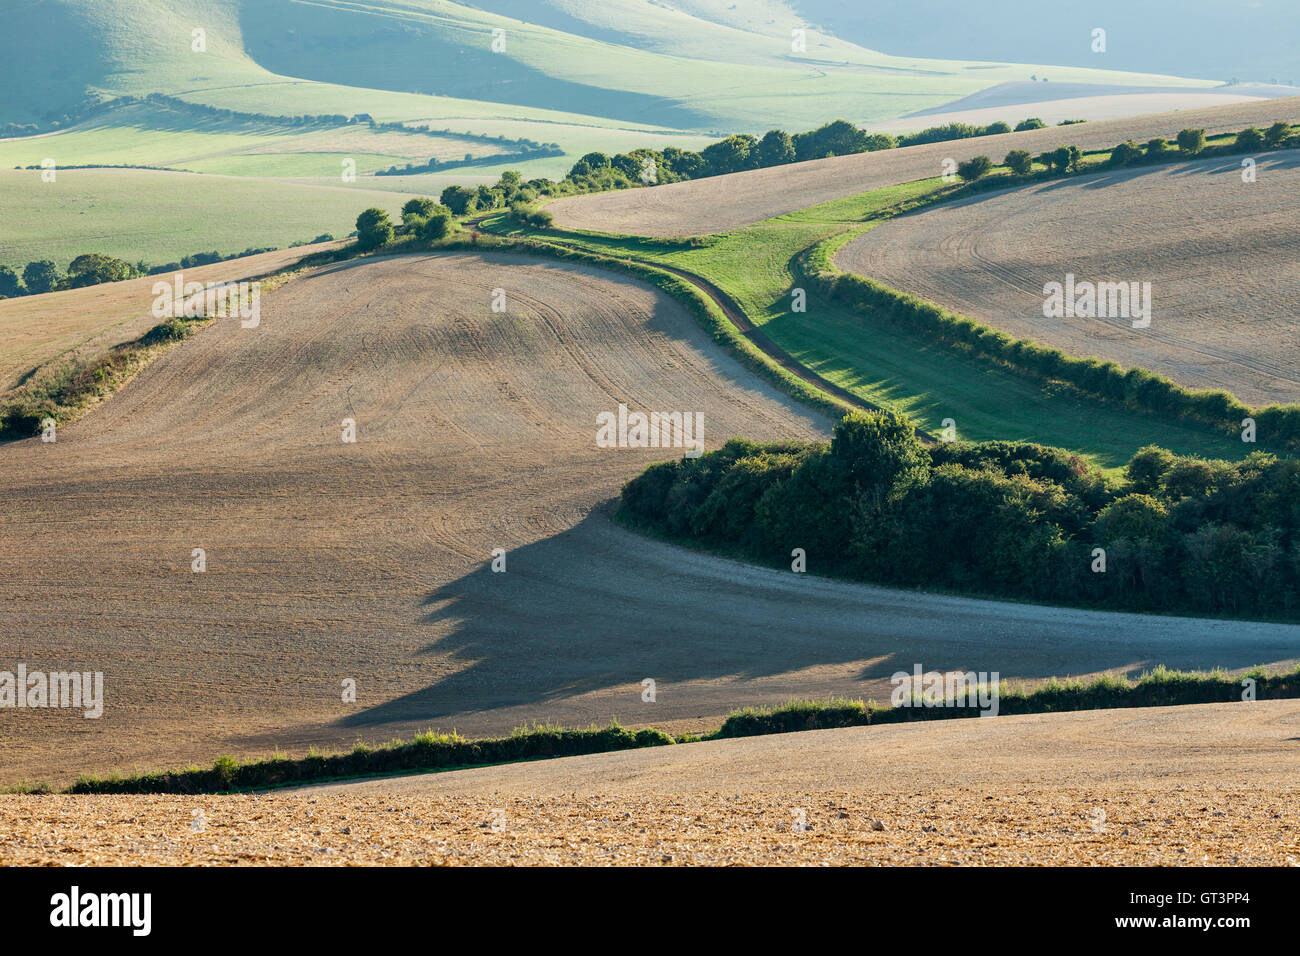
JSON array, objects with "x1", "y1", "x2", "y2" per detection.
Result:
[
  {"x1": 1176, "y1": 128, "x2": 1207, "y2": 155},
  {"x1": 141, "y1": 317, "x2": 193, "y2": 345},
  {"x1": 1014, "y1": 117, "x2": 1046, "y2": 131},
  {"x1": 1003, "y1": 149, "x2": 1033, "y2": 175},
  {"x1": 956, "y1": 155, "x2": 993, "y2": 180},
  {"x1": 354, "y1": 208, "x2": 394, "y2": 250}
]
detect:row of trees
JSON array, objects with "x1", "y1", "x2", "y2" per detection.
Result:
[
  {"x1": 438, "y1": 170, "x2": 551, "y2": 216},
  {"x1": 546, "y1": 116, "x2": 1074, "y2": 197},
  {"x1": 618, "y1": 411, "x2": 1300, "y2": 618},
  {"x1": 951, "y1": 121, "x2": 1298, "y2": 183},
  {"x1": 0, "y1": 254, "x2": 140, "y2": 297},
  {"x1": 0, "y1": 240, "x2": 340, "y2": 299}
]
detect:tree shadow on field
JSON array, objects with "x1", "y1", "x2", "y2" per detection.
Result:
[
  {"x1": 338, "y1": 511, "x2": 1300, "y2": 729},
  {"x1": 1199, "y1": 152, "x2": 1300, "y2": 175}
]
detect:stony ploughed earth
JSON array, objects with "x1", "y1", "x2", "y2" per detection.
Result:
[{"x1": 3, "y1": 701, "x2": 1297, "y2": 865}]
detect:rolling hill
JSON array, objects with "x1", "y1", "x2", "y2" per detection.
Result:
[
  {"x1": 0, "y1": 0, "x2": 1273, "y2": 272},
  {"x1": 3, "y1": 249, "x2": 1298, "y2": 785}
]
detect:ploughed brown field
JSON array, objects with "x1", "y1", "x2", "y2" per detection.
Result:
[
  {"x1": 3, "y1": 701, "x2": 1297, "y2": 865},
  {"x1": 0, "y1": 241, "x2": 340, "y2": 396},
  {"x1": 547, "y1": 97, "x2": 1300, "y2": 237},
  {"x1": 836, "y1": 151, "x2": 1300, "y2": 408},
  {"x1": 2, "y1": 252, "x2": 1298, "y2": 788}
]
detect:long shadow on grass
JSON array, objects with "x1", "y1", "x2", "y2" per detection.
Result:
[{"x1": 339, "y1": 510, "x2": 1300, "y2": 729}]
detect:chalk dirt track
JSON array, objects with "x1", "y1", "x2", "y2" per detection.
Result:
[
  {"x1": 547, "y1": 97, "x2": 1300, "y2": 237},
  {"x1": 836, "y1": 151, "x2": 1300, "y2": 407},
  {"x1": 1, "y1": 252, "x2": 1297, "y2": 787}
]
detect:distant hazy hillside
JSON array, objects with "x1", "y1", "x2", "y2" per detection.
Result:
[
  {"x1": 796, "y1": 0, "x2": 1299, "y2": 84},
  {"x1": 3, "y1": 0, "x2": 1214, "y2": 131}
]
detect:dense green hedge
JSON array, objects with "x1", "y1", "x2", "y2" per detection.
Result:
[
  {"x1": 716, "y1": 665, "x2": 1300, "y2": 737},
  {"x1": 55, "y1": 662, "x2": 1300, "y2": 794},
  {"x1": 618, "y1": 410, "x2": 1300, "y2": 618},
  {"x1": 69, "y1": 723, "x2": 675, "y2": 795}
]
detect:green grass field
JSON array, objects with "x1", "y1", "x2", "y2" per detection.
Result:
[
  {"x1": 488, "y1": 157, "x2": 1271, "y2": 468},
  {"x1": 0, "y1": 103, "x2": 516, "y2": 178},
  {"x1": 0, "y1": 169, "x2": 412, "y2": 271}
]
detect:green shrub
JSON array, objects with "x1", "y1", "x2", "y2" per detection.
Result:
[
  {"x1": 1236, "y1": 127, "x2": 1266, "y2": 151},
  {"x1": 420, "y1": 210, "x2": 453, "y2": 241},
  {"x1": 141, "y1": 317, "x2": 193, "y2": 345},
  {"x1": 1176, "y1": 128, "x2": 1207, "y2": 155},
  {"x1": 1264, "y1": 121, "x2": 1291, "y2": 148},
  {"x1": 956, "y1": 155, "x2": 993, "y2": 180},
  {"x1": 1003, "y1": 149, "x2": 1033, "y2": 175},
  {"x1": 1106, "y1": 140, "x2": 1143, "y2": 167},
  {"x1": 355, "y1": 208, "x2": 394, "y2": 250}
]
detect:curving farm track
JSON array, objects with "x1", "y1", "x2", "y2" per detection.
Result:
[
  {"x1": 836, "y1": 151, "x2": 1300, "y2": 407},
  {"x1": 1, "y1": 251, "x2": 1298, "y2": 786},
  {"x1": 548, "y1": 97, "x2": 1300, "y2": 237}
]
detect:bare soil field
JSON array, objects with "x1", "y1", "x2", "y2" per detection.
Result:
[
  {"x1": 836, "y1": 151, "x2": 1300, "y2": 408},
  {"x1": 0, "y1": 241, "x2": 338, "y2": 395},
  {"x1": 3, "y1": 251, "x2": 1298, "y2": 788},
  {"x1": 548, "y1": 97, "x2": 1300, "y2": 237},
  {"x1": 4, "y1": 701, "x2": 1297, "y2": 865}
]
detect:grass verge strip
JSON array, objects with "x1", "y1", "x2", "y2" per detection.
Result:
[{"x1": 805, "y1": 239, "x2": 1300, "y2": 451}]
